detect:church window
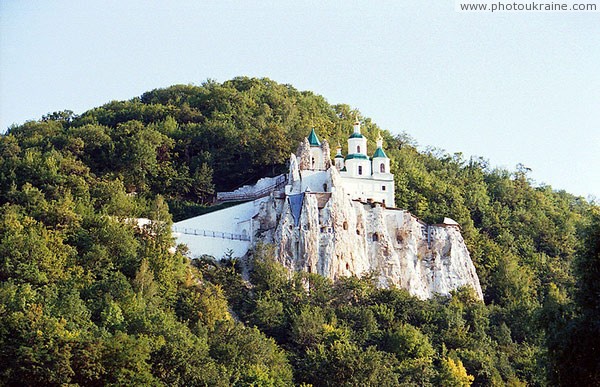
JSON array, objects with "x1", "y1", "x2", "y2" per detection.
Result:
[
  {"x1": 312, "y1": 157, "x2": 315, "y2": 168},
  {"x1": 358, "y1": 166, "x2": 363, "y2": 175},
  {"x1": 380, "y1": 163, "x2": 385, "y2": 173},
  {"x1": 356, "y1": 229, "x2": 361, "y2": 235},
  {"x1": 323, "y1": 183, "x2": 327, "y2": 191},
  {"x1": 372, "y1": 233, "x2": 379, "y2": 242},
  {"x1": 343, "y1": 221, "x2": 348, "y2": 230},
  {"x1": 357, "y1": 145, "x2": 361, "y2": 153},
  {"x1": 382, "y1": 185, "x2": 386, "y2": 191},
  {"x1": 346, "y1": 263, "x2": 350, "y2": 270}
]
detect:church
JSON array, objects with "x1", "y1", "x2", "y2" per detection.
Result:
[{"x1": 287, "y1": 118, "x2": 395, "y2": 207}]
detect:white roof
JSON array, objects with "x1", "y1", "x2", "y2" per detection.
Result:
[{"x1": 442, "y1": 217, "x2": 459, "y2": 226}]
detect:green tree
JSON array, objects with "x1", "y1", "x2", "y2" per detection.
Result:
[
  {"x1": 551, "y1": 207, "x2": 600, "y2": 385},
  {"x1": 300, "y1": 340, "x2": 399, "y2": 387},
  {"x1": 437, "y1": 356, "x2": 474, "y2": 387}
]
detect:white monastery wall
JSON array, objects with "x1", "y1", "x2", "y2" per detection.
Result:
[{"x1": 172, "y1": 198, "x2": 267, "y2": 258}]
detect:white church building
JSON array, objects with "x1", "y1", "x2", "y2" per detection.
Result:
[
  {"x1": 287, "y1": 119, "x2": 395, "y2": 207},
  {"x1": 329, "y1": 119, "x2": 394, "y2": 206}
]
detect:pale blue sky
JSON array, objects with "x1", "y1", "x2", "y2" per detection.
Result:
[{"x1": 1, "y1": 1, "x2": 599, "y2": 198}]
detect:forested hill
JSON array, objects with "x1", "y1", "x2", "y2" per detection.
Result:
[{"x1": 1, "y1": 76, "x2": 598, "y2": 385}]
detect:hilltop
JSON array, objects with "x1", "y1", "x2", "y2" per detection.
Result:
[{"x1": 1, "y1": 77, "x2": 598, "y2": 385}]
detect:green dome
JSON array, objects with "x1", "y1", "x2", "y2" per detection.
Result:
[
  {"x1": 307, "y1": 128, "x2": 321, "y2": 146},
  {"x1": 372, "y1": 147, "x2": 388, "y2": 158},
  {"x1": 349, "y1": 132, "x2": 364, "y2": 139}
]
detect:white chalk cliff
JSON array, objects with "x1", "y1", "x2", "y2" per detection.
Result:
[{"x1": 254, "y1": 163, "x2": 483, "y2": 300}]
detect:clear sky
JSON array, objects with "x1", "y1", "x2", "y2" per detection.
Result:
[{"x1": 1, "y1": 1, "x2": 599, "y2": 199}]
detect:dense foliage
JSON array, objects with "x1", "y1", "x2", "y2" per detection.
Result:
[{"x1": 1, "y1": 77, "x2": 598, "y2": 385}]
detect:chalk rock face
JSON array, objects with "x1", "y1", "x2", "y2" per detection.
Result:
[{"x1": 255, "y1": 169, "x2": 483, "y2": 300}]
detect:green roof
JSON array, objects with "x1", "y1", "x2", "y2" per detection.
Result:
[
  {"x1": 345, "y1": 153, "x2": 369, "y2": 160},
  {"x1": 349, "y1": 133, "x2": 364, "y2": 139},
  {"x1": 373, "y1": 147, "x2": 388, "y2": 158},
  {"x1": 307, "y1": 128, "x2": 321, "y2": 146}
]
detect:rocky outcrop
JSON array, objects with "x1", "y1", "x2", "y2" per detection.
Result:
[{"x1": 255, "y1": 168, "x2": 483, "y2": 300}]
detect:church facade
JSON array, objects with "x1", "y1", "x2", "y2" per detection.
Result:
[{"x1": 289, "y1": 119, "x2": 395, "y2": 207}]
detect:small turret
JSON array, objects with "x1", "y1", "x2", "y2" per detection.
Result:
[
  {"x1": 372, "y1": 132, "x2": 390, "y2": 175},
  {"x1": 307, "y1": 128, "x2": 321, "y2": 147},
  {"x1": 345, "y1": 117, "x2": 370, "y2": 177},
  {"x1": 349, "y1": 117, "x2": 364, "y2": 139},
  {"x1": 297, "y1": 137, "x2": 312, "y2": 170},
  {"x1": 334, "y1": 142, "x2": 345, "y2": 171},
  {"x1": 321, "y1": 139, "x2": 332, "y2": 169},
  {"x1": 302, "y1": 128, "x2": 325, "y2": 170}
]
